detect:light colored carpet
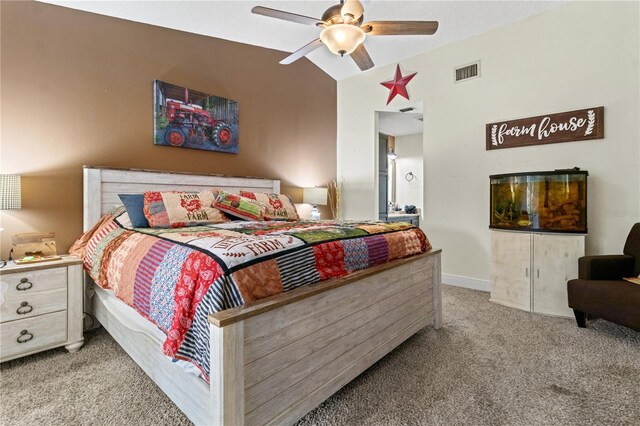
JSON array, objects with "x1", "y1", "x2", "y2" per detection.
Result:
[{"x1": 1, "y1": 285, "x2": 638, "y2": 425}]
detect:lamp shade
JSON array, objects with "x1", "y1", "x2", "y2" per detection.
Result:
[
  {"x1": 303, "y1": 187, "x2": 328, "y2": 206},
  {"x1": 319, "y1": 24, "x2": 365, "y2": 56},
  {"x1": 0, "y1": 174, "x2": 21, "y2": 210}
]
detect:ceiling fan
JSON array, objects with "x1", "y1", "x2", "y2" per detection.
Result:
[{"x1": 251, "y1": 0, "x2": 438, "y2": 71}]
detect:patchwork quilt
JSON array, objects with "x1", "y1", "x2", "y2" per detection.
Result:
[{"x1": 75, "y1": 208, "x2": 431, "y2": 382}]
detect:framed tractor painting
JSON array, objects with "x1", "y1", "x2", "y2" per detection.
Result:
[{"x1": 153, "y1": 80, "x2": 239, "y2": 154}]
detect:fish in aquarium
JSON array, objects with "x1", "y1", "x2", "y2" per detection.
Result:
[{"x1": 490, "y1": 170, "x2": 588, "y2": 233}]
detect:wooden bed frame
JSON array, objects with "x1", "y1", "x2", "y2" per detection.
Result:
[{"x1": 83, "y1": 166, "x2": 442, "y2": 426}]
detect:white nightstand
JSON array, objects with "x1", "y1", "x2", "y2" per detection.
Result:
[{"x1": 0, "y1": 255, "x2": 84, "y2": 362}]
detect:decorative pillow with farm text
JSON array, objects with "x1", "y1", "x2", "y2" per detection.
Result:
[
  {"x1": 143, "y1": 190, "x2": 228, "y2": 228},
  {"x1": 161, "y1": 190, "x2": 229, "y2": 228}
]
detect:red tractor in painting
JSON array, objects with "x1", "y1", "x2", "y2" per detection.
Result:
[{"x1": 163, "y1": 99, "x2": 232, "y2": 148}]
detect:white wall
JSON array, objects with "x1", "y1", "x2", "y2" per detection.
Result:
[
  {"x1": 394, "y1": 133, "x2": 423, "y2": 211},
  {"x1": 337, "y1": 1, "x2": 640, "y2": 283}
]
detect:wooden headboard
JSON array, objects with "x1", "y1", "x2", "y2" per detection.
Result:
[{"x1": 83, "y1": 166, "x2": 280, "y2": 231}]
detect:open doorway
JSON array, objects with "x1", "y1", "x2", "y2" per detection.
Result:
[{"x1": 376, "y1": 103, "x2": 424, "y2": 226}]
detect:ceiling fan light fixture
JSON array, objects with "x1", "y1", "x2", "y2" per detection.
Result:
[{"x1": 320, "y1": 24, "x2": 365, "y2": 57}]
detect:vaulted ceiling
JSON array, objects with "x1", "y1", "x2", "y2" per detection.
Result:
[{"x1": 40, "y1": 1, "x2": 566, "y2": 81}]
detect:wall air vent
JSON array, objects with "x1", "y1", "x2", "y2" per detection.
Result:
[{"x1": 454, "y1": 61, "x2": 480, "y2": 83}]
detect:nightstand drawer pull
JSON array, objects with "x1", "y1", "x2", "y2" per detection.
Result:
[
  {"x1": 16, "y1": 302, "x2": 33, "y2": 315},
  {"x1": 16, "y1": 279, "x2": 33, "y2": 291},
  {"x1": 17, "y1": 330, "x2": 33, "y2": 344}
]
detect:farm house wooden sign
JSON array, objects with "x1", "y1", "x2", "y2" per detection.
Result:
[{"x1": 486, "y1": 106, "x2": 604, "y2": 150}]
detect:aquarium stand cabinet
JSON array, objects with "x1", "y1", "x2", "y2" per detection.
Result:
[{"x1": 490, "y1": 230, "x2": 585, "y2": 317}]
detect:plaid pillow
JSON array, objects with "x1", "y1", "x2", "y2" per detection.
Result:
[
  {"x1": 240, "y1": 191, "x2": 299, "y2": 221},
  {"x1": 213, "y1": 191, "x2": 267, "y2": 221}
]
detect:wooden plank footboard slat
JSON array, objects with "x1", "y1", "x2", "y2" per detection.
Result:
[
  {"x1": 210, "y1": 322, "x2": 244, "y2": 426},
  {"x1": 244, "y1": 264, "x2": 433, "y2": 363},
  {"x1": 432, "y1": 251, "x2": 443, "y2": 329},
  {"x1": 259, "y1": 311, "x2": 432, "y2": 426},
  {"x1": 244, "y1": 277, "x2": 431, "y2": 388},
  {"x1": 245, "y1": 288, "x2": 433, "y2": 413},
  {"x1": 244, "y1": 257, "x2": 433, "y2": 340}
]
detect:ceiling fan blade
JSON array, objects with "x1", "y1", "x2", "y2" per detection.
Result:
[
  {"x1": 341, "y1": 0, "x2": 365, "y2": 22},
  {"x1": 350, "y1": 44, "x2": 374, "y2": 71},
  {"x1": 280, "y1": 38, "x2": 324, "y2": 65},
  {"x1": 362, "y1": 21, "x2": 439, "y2": 36},
  {"x1": 251, "y1": 6, "x2": 324, "y2": 27}
]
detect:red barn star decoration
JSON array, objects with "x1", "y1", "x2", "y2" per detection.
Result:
[{"x1": 380, "y1": 65, "x2": 417, "y2": 105}]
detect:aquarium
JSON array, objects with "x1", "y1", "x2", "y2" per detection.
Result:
[{"x1": 490, "y1": 169, "x2": 588, "y2": 233}]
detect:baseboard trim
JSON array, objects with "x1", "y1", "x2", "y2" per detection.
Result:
[{"x1": 442, "y1": 274, "x2": 490, "y2": 292}]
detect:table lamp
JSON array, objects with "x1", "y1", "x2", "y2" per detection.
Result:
[
  {"x1": 303, "y1": 187, "x2": 328, "y2": 220},
  {"x1": 1, "y1": 174, "x2": 21, "y2": 267},
  {"x1": 1, "y1": 174, "x2": 21, "y2": 210}
]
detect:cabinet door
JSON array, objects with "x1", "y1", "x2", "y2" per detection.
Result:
[
  {"x1": 533, "y1": 234, "x2": 584, "y2": 317},
  {"x1": 490, "y1": 231, "x2": 531, "y2": 311}
]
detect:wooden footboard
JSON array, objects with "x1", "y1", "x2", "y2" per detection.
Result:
[
  {"x1": 208, "y1": 249, "x2": 442, "y2": 426},
  {"x1": 90, "y1": 250, "x2": 441, "y2": 426}
]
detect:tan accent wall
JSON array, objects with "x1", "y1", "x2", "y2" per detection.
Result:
[{"x1": 0, "y1": 1, "x2": 336, "y2": 259}]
